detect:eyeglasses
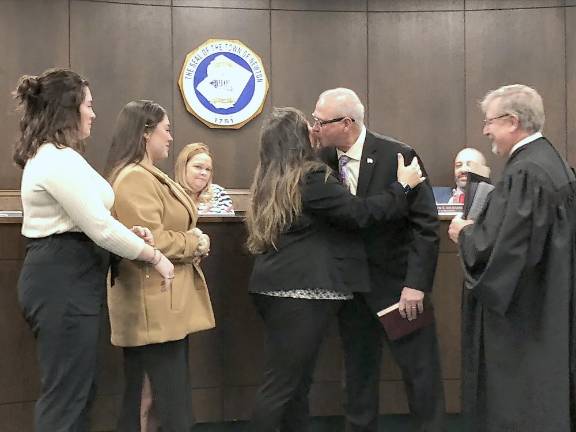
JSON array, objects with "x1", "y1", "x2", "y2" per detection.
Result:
[
  {"x1": 312, "y1": 116, "x2": 355, "y2": 127},
  {"x1": 483, "y1": 113, "x2": 511, "y2": 126}
]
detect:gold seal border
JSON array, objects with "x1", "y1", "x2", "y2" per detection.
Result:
[{"x1": 178, "y1": 38, "x2": 269, "y2": 130}]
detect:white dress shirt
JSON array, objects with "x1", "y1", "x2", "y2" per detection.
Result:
[{"x1": 336, "y1": 126, "x2": 366, "y2": 196}]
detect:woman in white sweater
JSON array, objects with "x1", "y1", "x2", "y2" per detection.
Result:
[{"x1": 13, "y1": 68, "x2": 174, "y2": 432}]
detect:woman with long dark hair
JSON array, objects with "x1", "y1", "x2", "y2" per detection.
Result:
[
  {"x1": 246, "y1": 107, "x2": 424, "y2": 431},
  {"x1": 14, "y1": 68, "x2": 173, "y2": 432},
  {"x1": 105, "y1": 100, "x2": 215, "y2": 432}
]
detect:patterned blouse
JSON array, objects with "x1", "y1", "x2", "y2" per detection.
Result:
[
  {"x1": 260, "y1": 289, "x2": 352, "y2": 300},
  {"x1": 197, "y1": 184, "x2": 235, "y2": 215}
]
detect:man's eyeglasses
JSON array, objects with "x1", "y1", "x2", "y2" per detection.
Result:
[
  {"x1": 483, "y1": 113, "x2": 511, "y2": 126},
  {"x1": 312, "y1": 116, "x2": 355, "y2": 127}
]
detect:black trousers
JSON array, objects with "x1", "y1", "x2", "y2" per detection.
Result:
[
  {"x1": 338, "y1": 294, "x2": 446, "y2": 432},
  {"x1": 117, "y1": 337, "x2": 194, "y2": 432},
  {"x1": 249, "y1": 294, "x2": 343, "y2": 432},
  {"x1": 18, "y1": 233, "x2": 109, "y2": 432}
]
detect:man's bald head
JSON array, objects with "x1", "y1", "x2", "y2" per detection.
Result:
[
  {"x1": 316, "y1": 88, "x2": 365, "y2": 127},
  {"x1": 454, "y1": 148, "x2": 487, "y2": 189},
  {"x1": 312, "y1": 88, "x2": 365, "y2": 151}
]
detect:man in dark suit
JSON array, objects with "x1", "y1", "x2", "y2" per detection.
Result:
[{"x1": 312, "y1": 88, "x2": 445, "y2": 432}]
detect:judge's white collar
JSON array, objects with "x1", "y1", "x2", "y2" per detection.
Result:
[{"x1": 509, "y1": 132, "x2": 543, "y2": 157}]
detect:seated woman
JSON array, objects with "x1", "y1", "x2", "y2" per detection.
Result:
[
  {"x1": 175, "y1": 143, "x2": 235, "y2": 215},
  {"x1": 246, "y1": 107, "x2": 424, "y2": 432}
]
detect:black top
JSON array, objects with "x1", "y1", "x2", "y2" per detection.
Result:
[
  {"x1": 459, "y1": 137, "x2": 576, "y2": 431},
  {"x1": 248, "y1": 168, "x2": 407, "y2": 295}
]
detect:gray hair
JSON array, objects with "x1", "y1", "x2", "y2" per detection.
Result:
[
  {"x1": 318, "y1": 88, "x2": 365, "y2": 127},
  {"x1": 480, "y1": 84, "x2": 545, "y2": 134}
]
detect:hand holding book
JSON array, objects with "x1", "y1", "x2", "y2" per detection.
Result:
[{"x1": 377, "y1": 302, "x2": 435, "y2": 341}]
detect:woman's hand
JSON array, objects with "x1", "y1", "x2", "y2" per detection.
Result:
[
  {"x1": 397, "y1": 153, "x2": 426, "y2": 189},
  {"x1": 131, "y1": 225, "x2": 154, "y2": 246},
  {"x1": 153, "y1": 252, "x2": 175, "y2": 291},
  {"x1": 197, "y1": 233, "x2": 210, "y2": 257},
  {"x1": 189, "y1": 227, "x2": 210, "y2": 257}
]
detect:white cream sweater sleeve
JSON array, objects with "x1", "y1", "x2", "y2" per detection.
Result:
[{"x1": 21, "y1": 144, "x2": 145, "y2": 259}]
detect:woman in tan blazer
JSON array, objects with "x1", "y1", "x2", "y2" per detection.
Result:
[{"x1": 105, "y1": 100, "x2": 215, "y2": 432}]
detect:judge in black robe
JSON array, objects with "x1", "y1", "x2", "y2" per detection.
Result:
[{"x1": 449, "y1": 84, "x2": 576, "y2": 432}]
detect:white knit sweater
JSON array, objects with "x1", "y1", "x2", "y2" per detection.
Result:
[{"x1": 20, "y1": 143, "x2": 145, "y2": 259}]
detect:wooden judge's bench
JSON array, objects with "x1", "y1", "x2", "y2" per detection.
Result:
[{"x1": 0, "y1": 190, "x2": 463, "y2": 431}]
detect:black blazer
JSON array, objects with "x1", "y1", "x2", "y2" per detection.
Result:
[
  {"x1": 321, "y1": 131, "x2": 440, "y2": 309},
  {"x1": 248, "y1": 168, "x2": 408, "y2": 295}
]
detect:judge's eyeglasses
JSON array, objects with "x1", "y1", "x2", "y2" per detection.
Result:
[{"x1": 483, "y1": 113, "x2": 511, "y2": 127}]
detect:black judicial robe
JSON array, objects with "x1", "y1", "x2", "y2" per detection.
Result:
[{"x1": 458, "y1": 137, "x2": 576, "y2": 432}]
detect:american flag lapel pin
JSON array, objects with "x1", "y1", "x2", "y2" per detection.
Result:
[{"x1": 367, "y1": 157, "x2": 374, "y2": 164}]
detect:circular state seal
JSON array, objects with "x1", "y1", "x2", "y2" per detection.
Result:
[{"x1": 178, "y1": 39, "x2": 269, "y2": 129}]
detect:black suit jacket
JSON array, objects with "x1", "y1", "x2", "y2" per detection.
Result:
[
  {"x1": 322, "y1": 131, "x2": 440, "y2": 310},
  {"x1": 248, "y1": 168, "x2": 409, "y2": 296}
]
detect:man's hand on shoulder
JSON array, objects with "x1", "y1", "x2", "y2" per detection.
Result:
[{"x1": 399, "y1": 287, "x2": 424, "y2": 321}]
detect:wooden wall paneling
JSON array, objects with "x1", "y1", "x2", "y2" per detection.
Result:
[
  {"x1": 567, "y1": 7, "x2": 576, "y2": 167},
  {"x1": 172, "y1": 7, "x2": 271, "y2": 189},
  {"x1": 466, "y1": 0, "x2": 564, "y2": 10},
  {"x1": 188, "y1": 329, "x2": 223, "y2": 420},
  {"x1": 368, "y1": 11, "x2": 466, "y2": 186},
  {"x1": 432, "y1": 253, "x2": 463, "y2": 380},
  {"x1": 199, "y1": 222, "x2": 259, "y2": 420},
  {"x1": 222, "y1": 386, "x2": 257, "y2": 420},
  {"x1": 88, "y1": 394, "x2": 121, "y2": 432},
  {"x1": 444, "y1": 380, "x2": 461, "y2": 413},
  {"x1": 271, "y1": 0, "x2": 367, "y2": 10},
  {"x1": 0, "y1": 222, "x2": 25, "y2": 260},
  {"x1": 187, "y1": 329, "x2": 222, "y2": 388},
  {"x1": 0, "y1": 190, "x2": 22, "y2": 213},
  {"x1": 191, "y1": 387, "x2": 223, "y2": 423},
  {"x1": 0, "y1": 402, "x2": 34, "y2": 432},
  {"x1": 438, "y1": 224, "x2": 459, "y2": 253},
  {"x1": 174, "y1": 0, "x2": 269, "y2": 8},
  {"x1": 93, "y1": 311, "x2": 123, "y2": 399},
  {"x1": 379, "y1": 380, "x2": 409, "y2": 413},
  {"x1": 0, "y1": 258, "x2": 40, "y2": 405},
  {"x1": 313, "y1": 324, "x2": 343, "y2": 382},
  {"x1": 271, "y1": 10, "x2": 368, "y2": 121},
  {"x1": 0, "y1": 0, "x2": 69, "y2": 190},
  {"x1": 89, "y1": 0, "x2": 171, "y2": 5},
  {"x1": 465, "y1": 7, "x2": 566, "y2": 179},
  {"x1": 309, "y1": 381, "x2": 345, "y2": 416},
  {"x1": 379, "y1": 340, "x2": 403, "y2": 380},
  {"x1": 70, "y1": 1, "x2": 173, "y2": 176},
  {"x1": 368, "y1": 0, "x2": 463, "y2": 12},
  {"x1": 220, "y1": 259, "x2": 262, "y2": 385}
]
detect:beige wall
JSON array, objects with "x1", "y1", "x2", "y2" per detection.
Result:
[{"x1": 1, "y1": 1, "x2": 575, "y2": 191}]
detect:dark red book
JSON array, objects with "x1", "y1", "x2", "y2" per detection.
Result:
[{"x1": 376, "y1": 303, "x2": 435, "y2": 341}]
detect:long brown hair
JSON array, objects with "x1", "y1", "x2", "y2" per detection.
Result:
[
  {"x1": 105, "y1": 100, "x2": 166, "y2": 183},
  {"x1": 175, "y1": 143, "x2": 214, "y2": 204},
  {"x1": 12, "y1": 68, "x2": 89, "y2": 168},
  {"x1": 246, "y1": 107, "x2": 326, "y2": 254}
]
